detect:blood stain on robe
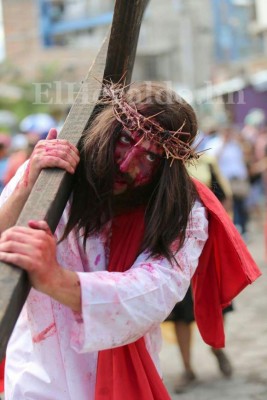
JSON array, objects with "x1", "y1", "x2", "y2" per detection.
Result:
[{"x1": 32, "y1": 322, "x2": 56, "y2": 343}]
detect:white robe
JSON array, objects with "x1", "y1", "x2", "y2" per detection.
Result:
[{"x1": 1, "y1": 163, "x2": 208, "y2": 400}]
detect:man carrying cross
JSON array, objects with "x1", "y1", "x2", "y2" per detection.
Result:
[{"x1": 0, "y1": 82, "x2": 261, "y2": 400}]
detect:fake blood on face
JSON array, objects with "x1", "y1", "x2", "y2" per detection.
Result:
[{"x1": 114, "y1": 131, "x2": 163, "y2": 193}]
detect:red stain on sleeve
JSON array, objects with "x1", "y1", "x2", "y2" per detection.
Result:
[{"x1": 32, "y1": 322, "x2": 56, "y2": 343}]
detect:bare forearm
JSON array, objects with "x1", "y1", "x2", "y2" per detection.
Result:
[
  {"x1": 43, "y1": 269, "x2": 82, "y2": 313},
  {"x1": 0, "y1": 218, "x2": 82, "y2": 313},
  {"x1": 0, "y1": 184, "x2": 31, "y2": 232}
]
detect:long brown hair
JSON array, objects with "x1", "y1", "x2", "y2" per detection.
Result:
[{"x1": 62, "y1": 82, "x2": 198, "y2": 261}]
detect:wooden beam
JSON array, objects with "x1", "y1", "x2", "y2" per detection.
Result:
[
  {"x1": 0, "y1": 0, "x2": 149, "y2": 359},
  {"x1": 104, "y1": 0, "x2": 150, "y2": 84}
]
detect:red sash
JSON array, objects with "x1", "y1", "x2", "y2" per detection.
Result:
[
  {"x1": 95, "y1": 208, "x2": 171, "y2": 400},
  {"x1": 192, "y1": 179, "x2": 261, "y2": 347}
]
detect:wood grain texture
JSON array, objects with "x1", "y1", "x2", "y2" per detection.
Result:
[
  {"x1": 104, "y1": 0, "x2": 150, "y2": 84},
  {"x1": 0, "y1": 0, "x2": 149, "y2": 359}
]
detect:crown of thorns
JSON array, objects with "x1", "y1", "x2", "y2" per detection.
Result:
[{"x1": 100, "y1": 82, "x2": 199, "y2": 163}]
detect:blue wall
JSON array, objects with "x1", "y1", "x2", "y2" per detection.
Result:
[{"x1": 38, "y1": 0, "x2": 113, "y2": 47}]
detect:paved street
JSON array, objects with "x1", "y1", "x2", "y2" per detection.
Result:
[{"x1": 160, "y1": 217, "x2": 267, "y2": 400}]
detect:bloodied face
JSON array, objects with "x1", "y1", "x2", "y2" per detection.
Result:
[{"x1": 114, "y1": 130, "x2": 163, "y2": 194}]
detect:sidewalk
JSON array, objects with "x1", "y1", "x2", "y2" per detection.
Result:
[{"x1": 160, "y1": 219, "x2": 267, "y2": 400}]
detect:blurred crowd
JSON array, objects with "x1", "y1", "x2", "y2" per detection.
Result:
[{"x1": 190, "y1": 120, "x2": 267, "y2": 242}]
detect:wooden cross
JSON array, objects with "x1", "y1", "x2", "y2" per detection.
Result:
[{"x1": 0, "y1": 0, "x2": 149, "y2": 359}]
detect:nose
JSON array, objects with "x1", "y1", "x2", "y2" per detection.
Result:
[{"x1": 119, "y1": 147, "x2": 139, "y2": 174}]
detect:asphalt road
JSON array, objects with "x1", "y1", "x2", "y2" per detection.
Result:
[{"x1": 160, "y1": 216, "x2": 267, "y2": 400}]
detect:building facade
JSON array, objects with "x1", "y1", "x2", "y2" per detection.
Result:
[{"x1": 1, "y1": 0, "x2": 214, "y2": 92}]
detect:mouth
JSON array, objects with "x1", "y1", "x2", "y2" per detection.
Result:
[
  {"x1": 114, "y1": 172, "x2": 134, "y2": 186},
  {"x1": 115, "y1": 177, "x2": 127, "y2": 184}
]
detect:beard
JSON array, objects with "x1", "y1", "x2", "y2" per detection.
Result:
[{"x1": 111, "y1": 173, "x2": 160, "y2": 216}]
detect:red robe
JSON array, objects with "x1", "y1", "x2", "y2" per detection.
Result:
[{"x1": 192, "y1": 179, "x2": 261, "y2": 348}]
